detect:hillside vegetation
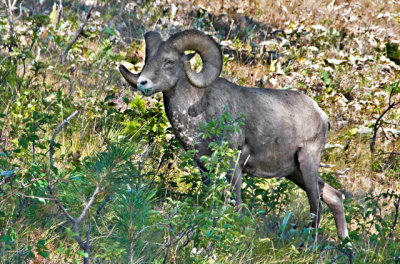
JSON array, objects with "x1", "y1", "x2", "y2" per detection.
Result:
[{"x1": 1, "y1": 0, "x2": 400, "y2": 263}]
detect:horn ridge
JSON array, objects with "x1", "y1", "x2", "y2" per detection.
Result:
[{"x1": 168, "y1": 29, "x2": 222, "y2": 88}]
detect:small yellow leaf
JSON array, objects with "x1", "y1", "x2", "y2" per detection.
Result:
[
  {"x1": 297, "y1": 57, "x2": 306, "y2": 64},
  {"x1": 349, "y1": 128, "x2": 358, "y2": 135},
  {"x1": 270, "y1": 59, "x2": 277, "y2": 72}
]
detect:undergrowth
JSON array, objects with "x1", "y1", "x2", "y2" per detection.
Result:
[{"x1": 1, "y1": 0, "x2": 400, "y2": 263}]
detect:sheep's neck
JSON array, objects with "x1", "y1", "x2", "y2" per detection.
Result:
[{"x1": 163, "y1": 79, "x2": 206, "y2": 149}]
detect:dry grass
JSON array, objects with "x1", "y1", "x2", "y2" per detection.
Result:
[{"x1": 192, "y1": 0, "x2": 400, "y2": 43}]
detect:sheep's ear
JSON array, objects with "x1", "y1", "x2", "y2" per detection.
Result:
[{"x1": 184, "y1": 52, "x2": 196, "y2": 61}]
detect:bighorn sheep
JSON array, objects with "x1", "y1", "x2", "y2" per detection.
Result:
[{"x1": 119, "y1": 29, "x2": 349, "y2": 239}]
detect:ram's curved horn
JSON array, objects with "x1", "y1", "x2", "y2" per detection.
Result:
[
  {"x1": 168, "y1": 29, "x2": 222, "y2": 88},
  {"x1": 119, "y1": 65, "x2": 139, "y2": 87},
  {"x1": 144, "y1": 31, "x2": 163, "y2": 63}
]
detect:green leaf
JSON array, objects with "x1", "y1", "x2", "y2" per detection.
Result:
[
  {"x1": 27, "y1": 250, "x2": 35, "y2": 259},
  {"x1": 386, "y1": 42, "x2": 400, "y2": 64},
  {"x1": 130, "y1": 95, "x2": 145, "y2": 112},
  {"x1": 58, "y1": 242, "x2": 65, "y2": 253},
  {"x1": 38, "y1": 250, "x2": 49, "y2": 258},
  {"x1": 104, "y1": 94, "x2": 114, "y2": 102},
  {"x1": 37, "y1": 198, "x2": 46, "y2": 204},
  {"x1": 152, "y1": 122, "x2": 157, "y2": 132},
  {"x1": 279, "y1": 211, "x2": 292, "y2": 233},
  {"x1": 19, "y1": 136, "x2": 29, "y2": 149},
  {"x1": 29, "y1": 134, "x2": 40, "y2": 141},
  {"x1": 102, "y1": 26, "x2": 117, "y2": 37},
  {"x1": 77, "y1": 250, "x2": 89, "y2": 258},
  {"x1": 321, "y1": 70, "x2": 333, "y2": 92},
  {"x1": 387, "y1": 80, "x2": 400, "y2": 95},
  {"x1": 65, "y1": 227, "x2": 78, "y2": 238},
  {"x1": 2, "y1": 235, "x2": 11, "y2": 243}
]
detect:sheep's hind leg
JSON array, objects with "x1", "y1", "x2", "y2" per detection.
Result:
[
  {"x1": 293, "y1": 147, "x2": 349, "y2": 239},
  {"x1": 296, "y1": 147, "x2": 324, "y2": 233}
]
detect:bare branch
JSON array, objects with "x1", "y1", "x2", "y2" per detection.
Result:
[
  {"x1": 50, "y1": 110, "x2": 79, "y2": 169},
  {"x1": 60, "y1": 6, "x2": 94, "y2": 64},
  {"x1": 76, "y1": 185, "x2": 100, "y2": 224},
  {"x1": 390, "y1": 195, "x2": 400, "y2": 238},
  {"x1": 370, "y1": 85, "x2": 400, "y2": 152},
  {"x1": 48, "y1": 181, "x2": 98, "y2": 264},
  {"x1": 48, "y1": 179, "x2": 98, "y2": 264},
  {"x1": 73, "y1": 222, "x2": 87, "y2": 250}
]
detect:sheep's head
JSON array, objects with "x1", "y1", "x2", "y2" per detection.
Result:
[{"x1": 119, "y1": 30, "x2": 222, "y2": 96}]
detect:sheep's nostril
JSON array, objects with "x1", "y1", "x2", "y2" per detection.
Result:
[{"x1": 140, "y1": 80, "x2": 147, "y2": 85}]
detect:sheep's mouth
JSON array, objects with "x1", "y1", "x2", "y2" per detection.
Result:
[{"x1": 137, "y1": 83, "x2": 154, "y2": 95}]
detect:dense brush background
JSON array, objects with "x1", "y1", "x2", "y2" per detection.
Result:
[{"x1": 1, "y1": 0, "x2": 400, "y2": 263}]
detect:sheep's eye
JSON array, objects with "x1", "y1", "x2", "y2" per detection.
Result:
[{"x1": 164, "y1": 60, "x2": 175, "y2": 66}]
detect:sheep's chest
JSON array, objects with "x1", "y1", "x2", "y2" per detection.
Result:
[{"x1": 163, "y1": 88, "x2": 207, "y2": 152}]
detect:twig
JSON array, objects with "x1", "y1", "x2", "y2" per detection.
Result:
[
  {"x1": 0, "y1": 56, "x2": 9, "y2": 65},
  {"x1": 14, "y1": 2, "x2": 22, "y2": 20},
  {"x1": 60, "y1": 6, "x2": 94, "y2": 64},
  {"x1": 47, "y1": 186, "x2": 75, "y2": 222},
  {"x1": 334, "y1": 168, "x2": 351, "y2": 176},
  {"x1": 49, "y1": 110, "x2": 79, "y2": 169},
  {"x1": 19, "y1": 194, "x2": 56, "y2": 201},
  {"x1": 379, "y1": 152, "x2": 400, "y2": 156},
  {"x1": 390, "y1": 195, "x2": 400, "y2": 238},
  {"x1": 32, "y1": 140, "x2": 36, "y2": 162},
  {"x1": 95, "y1": 195, "x2": 111, "y2": 221},
  {"x1": 370, "y1": 85, "x2": 400, "y2": 152},
  {"x1": 3, "y1": 0, "x2": 18, "y2": 51},
  {"x1": 57, "y1": 0, "x2": 63, "y2": 25},
  {"x1": 14, "y1": 197, "x2": 28, "y2": 223},
  {"x1": 320, "y1": 163, "x2": 335, "y2": 168}
]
